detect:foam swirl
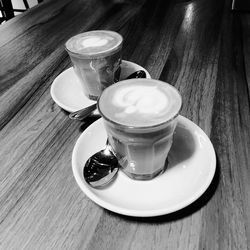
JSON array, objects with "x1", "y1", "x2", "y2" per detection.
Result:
[{"x1": 113, "y1": 86, "x2": 168, "y2": 115}]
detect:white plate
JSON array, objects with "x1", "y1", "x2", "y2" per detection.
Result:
[
  {"x1": 50, "y1": 60, "x2": 151, "y2": 112},
  {"x1": 72, "y1": 116, "x2": 216, "y2": 217}
]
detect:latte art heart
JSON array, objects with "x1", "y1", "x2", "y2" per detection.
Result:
[{"x1": 80, "y1": 36, "x2": 110, "y2": 48}]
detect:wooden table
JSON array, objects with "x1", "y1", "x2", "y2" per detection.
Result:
[{"x1": 0, "y1": 0, "x2": 250, "y2": 249}]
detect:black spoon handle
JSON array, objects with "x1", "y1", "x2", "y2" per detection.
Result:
[{"x1": 125, "y1": 70, "x2": 146, "y2": 79}]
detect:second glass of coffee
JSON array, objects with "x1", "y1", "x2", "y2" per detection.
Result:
[{"x1": 65, "y1": 30, "x2": 123, "y2": 100}]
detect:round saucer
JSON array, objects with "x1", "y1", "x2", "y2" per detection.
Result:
[
  {"x1": 50, "y1": 60, "x2": 151, "y2": 112},
  {"x1": 72, "y1": 116, "x2": 216, "y2": 217}
]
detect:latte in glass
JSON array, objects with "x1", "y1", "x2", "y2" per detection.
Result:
[
  {"x1": 98, "y1": 79, "x2": 182, "y2": 180},
  {"x1": 65, "y1": 30, "x2": 123, "y2": 100}
]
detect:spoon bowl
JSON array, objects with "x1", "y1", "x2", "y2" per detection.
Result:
[{"x1": 83, "y1": 141, "x2": 119, "y2": 188}]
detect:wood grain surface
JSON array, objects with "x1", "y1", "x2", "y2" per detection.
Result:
[{"x1": 0, "y1": 0, "x2": 250, "y2": 249}]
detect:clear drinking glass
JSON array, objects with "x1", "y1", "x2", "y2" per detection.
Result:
[
  {"x1": 97, "y1": 79, "x2": 182, "y2": 180},
  {"x1": 65, "y1": 30, "x2": 123, "y2": 100}
]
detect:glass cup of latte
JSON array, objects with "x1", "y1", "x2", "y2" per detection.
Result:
[
  {"x1": 65, "y1": 30, "x2": 123, "y2": 100},
  {"x1": 97, "y1": 79, "x2": 182, "y2": 180}
]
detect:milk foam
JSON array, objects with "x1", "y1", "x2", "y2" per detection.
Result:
[
  {"x1": 80, "y1": 36, "x2": 109, "y2": 48},
  {"x1": 98, "y1": 79, "x2": 182, "y2": 127},
  {"x1": 77, "y1": 35, "x2": 112, "y2": 50}
]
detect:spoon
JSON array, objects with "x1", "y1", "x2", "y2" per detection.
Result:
[
  {"x1": 69, "y1": 103, "x2": 97, "y2": 120},
  {"x1": 69, "y1": 70, "x2": 146, "y2": 120},
  {"x1": 125, "y1": 70, "x2": 146, "y2": 79},
  {"x1": 83, "y1": 140, "x2": 119, "y2": 188}
]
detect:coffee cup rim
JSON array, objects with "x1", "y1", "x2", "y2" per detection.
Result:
[
  {"x1": 65, "y1": 30, "x2": 123, "y2": 59},
  {"x1": 97, "y1": 79, "x2": 182, "y2": 130}
]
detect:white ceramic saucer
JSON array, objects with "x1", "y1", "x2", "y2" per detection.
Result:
[
  {"x1": 50, "y1": 60, "x2": 151, "y2": 112},
  {"x1": 72, "y1": 116, "x2": 216, "y2": 217}
]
